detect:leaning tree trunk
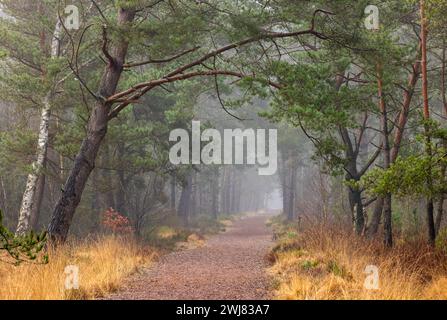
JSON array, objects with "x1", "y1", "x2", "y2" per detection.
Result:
[
  {"x1": 16, "y1": 20, "x2": 62, "y2": 236},
  {"x1": 47, "y1": 8, "x2": 136, "y2": 243}
]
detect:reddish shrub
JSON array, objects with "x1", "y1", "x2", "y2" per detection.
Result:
[{"x1": 101, "y1": 208, "x2": 133, "y2": 235}]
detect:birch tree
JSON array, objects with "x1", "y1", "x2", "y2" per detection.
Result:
[{"x1": 15, "y1": 20, "x2": 62, "y2": 235}]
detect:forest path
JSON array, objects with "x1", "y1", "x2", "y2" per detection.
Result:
[{"x1": 104, "y1": 214, "x2": 274, "y2": 300}]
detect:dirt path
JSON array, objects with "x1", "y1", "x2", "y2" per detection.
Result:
[{"x1": 105, "y1": 214, "x2": 273, "y2": 300}]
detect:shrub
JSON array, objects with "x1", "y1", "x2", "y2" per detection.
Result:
[{"x1": 101, "y1": 208, "x2": 133, "y2": 235}]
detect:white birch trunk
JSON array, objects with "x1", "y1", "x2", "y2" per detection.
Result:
[{"x1": 16, "y1": 21, "x2": 62, "y2": 235}]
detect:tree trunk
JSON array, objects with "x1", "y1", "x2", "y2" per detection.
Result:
[
  {"x1": 286, "y1": 165, "x2": 296, "y2": 221},
  {"x1": 435, "y1": 198, "x2": 444, "y2": 236},
  {"x1": 220, "y1": 167, "x2": 228, "y2": 214},
  {"x1": 420, "y1": 0, "x2": 436, "y2": 246},
  {"x1": 383, "y1": 194, "x2": 392, "y2": 246},
  {"x1": 170, "y1": 176, "x2": 176, "y2": 210},
  {"x1": 16, "y1": 93, "x2": 53, "y2": 235},
  {"x1": 211, "y1": 169, "x2": 218, "y2": 218},
  {"x1": 377, "y1": 63, "x2": 393, "y2": 247},
  {"x1": 178, "y1": 174, "x2": 192, "y2": 226},
  {"x1": 427, "y1": 200, "x2": 436, "y2": 245},
  {"x1": 368, "y1": 57, "x2": 421, "y2": 237},
  {"x1": 234, "y1": 173, "x2": 241, "y2": 213},
  {"x1": 348, "y1": 187, "x2": 364, "y2": 235},
  {"x1": 30, "y1": 163, "x2": 46, "y2": 231},
  {"x1": 190, "y1": 171, "x2": 197, "y2": 216},
  {"x1": 436, "y1": 46, "x2": 447, "y2": 236},
  {"x1": 47, "y1": 8, "x2": 136, "y2": 243},
  {"x1": 341, "y1": 126, "x2": 364, "y2": 235},
  {"x1": 225, "y1": 170, "x2": 232, "y2": 214},
  {"x1": 390, "y1": 60, "x2": 421, "y2": 162},
  {"x1": 368, "y1": 197, "x2": 384, "y2": 237},
  {"x1": 16, "y1": 19, "x2": 62, "y2": 236},
  {"x1": 230, "y1": 170, "x2": 236, "y2": 214},
  {"x1": 280, "y1": 154, "x2": 289, "y2": 217}
]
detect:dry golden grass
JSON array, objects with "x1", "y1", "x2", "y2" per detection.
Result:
[
  {"x1": 156, "y1": 226, "x2": 179, "y2": 239},
  {"x1": 219, "y1": 219, "x2": 234, "y2": 227},
  {"x1": 269, "y1": 222, "x2": 447, "y2": 300},
  {"x1": 0, "y1": 236, "x2": 157, "y2": 300}
]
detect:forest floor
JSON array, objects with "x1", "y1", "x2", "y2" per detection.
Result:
[{"x1": 104, "y1": 214, "x2": 274, "y2": 300}]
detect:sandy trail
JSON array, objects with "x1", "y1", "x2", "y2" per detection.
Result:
[{"x1": 105, "y1": 214, "x2": 273, "y2": 300}]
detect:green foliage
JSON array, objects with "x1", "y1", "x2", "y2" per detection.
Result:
[
  {"x1": 360, "y1": 153, "x2": 447, "y2": 198},
  {"x1": 360, "y1": 120, "x2": 447, "y2": 199},
  {"x1": 0, "y1": 211, "x2": 48, "y2": 265}
]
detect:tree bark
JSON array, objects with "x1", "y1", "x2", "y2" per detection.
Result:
[
  {"x1": 347, "y1": 186, "x2": 364, "y2": 234},
  {"x1": 16, "y1": 19, "x2": 62, "y2": 236},
  {"x1": 368, "y1": 197, "x2": 384, "y2": 236},
  {"x1": 377, "y1": 63, "x2": 393, "y2": 247},
  {"x1": 47, "y1": 8, "x2": 136, "y2": 243},
  {"x1": 30, "y1": 162, "x2": 46, "y2": 231},
  {"x1": 420, "y1": 0, "x2": 436, "y2": 246},
  {"x1": 340, "y1": 124, "x2": 365, "y2": 235},
  {"x1": 16, "y1": 93, "x2": 53, "y2": 236}
]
